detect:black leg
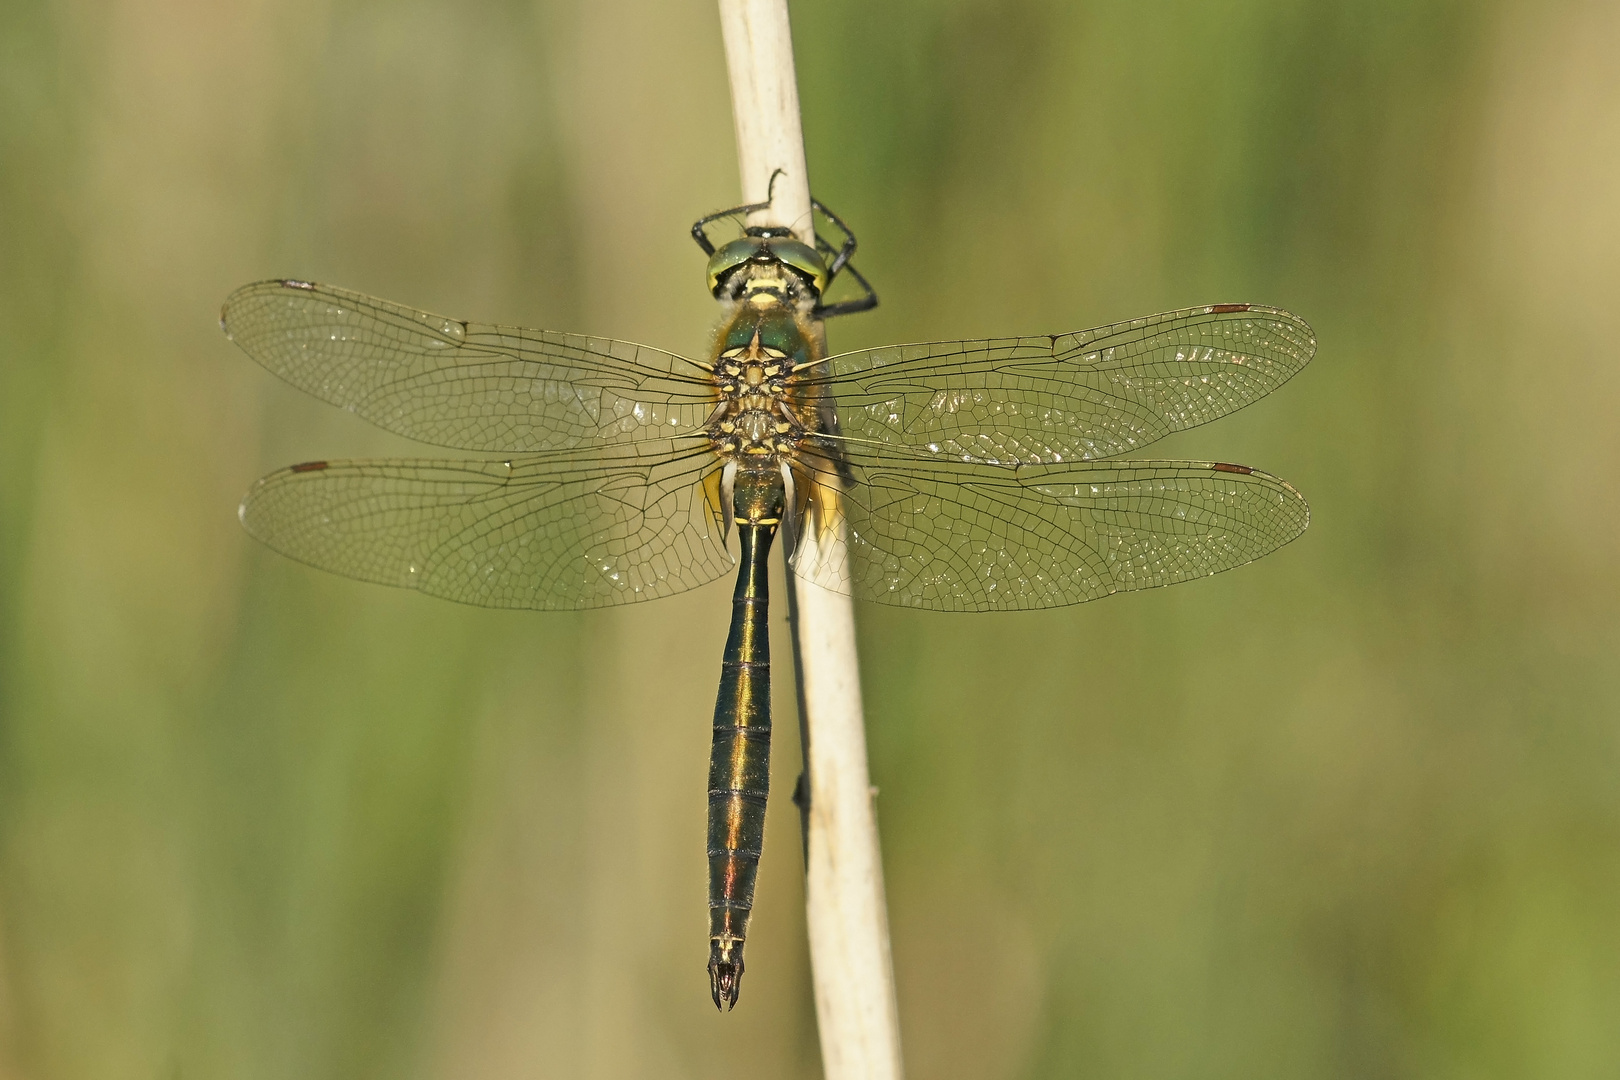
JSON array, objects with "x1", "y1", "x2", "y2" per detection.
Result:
[
  {"x1": 809, "y1": 198, "x2": 860, "y2": 282},
  {"x1": 691, "y1": 169, "x2": 789, "y2": 254},
  {"x1": 691, "y1": 199, "x2": 769, "y2": 255},
  {"x1": 807, "y1": 198, "x2": 878, "y2": 318},
  {"x1": 812, "y1": 260, "x2": 879, "y2": 320}
]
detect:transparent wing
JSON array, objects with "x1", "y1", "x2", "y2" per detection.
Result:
[
  {"x1": 222, "y1": 280, "x2": 716, "y2": 453},
  {"x1": 813, "y1": 304, "x2": 1314, "y2": 465},
  {"x1": 789, "y1": 457, "x2": 1308, "y2": 612},
  {"x1": 239, "y1": 440, "x2": 731, "y2": 610}
]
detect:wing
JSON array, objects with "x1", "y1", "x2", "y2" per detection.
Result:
[
  {"x1": 811, "y1": 304, "x2": 1313, "y2": 465},
  {"x1": 239, "y1": 440, "x2": 731, "y2": 610},
  {"x1": 222, "y1": 280, "x2": 717, "y2": 453},
  {"x1": 789, "y1": 457, "x2": 1308, "y2": 612}
]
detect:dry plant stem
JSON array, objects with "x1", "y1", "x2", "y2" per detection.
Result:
[{"x1": 717, "y1": 2, "x2": 904, "y2": 1078}]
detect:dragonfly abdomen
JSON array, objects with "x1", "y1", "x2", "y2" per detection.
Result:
[
  {"x1": 707, "y1": 521, "x2": 775, "y2": 1010},
  {"x1": 706, "y1": 465, "x2": 785, "y2": 1011}
]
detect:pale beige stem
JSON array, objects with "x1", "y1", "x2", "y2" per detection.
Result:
[
  {"x1": 716, "y1": 3, "x2": 904, "y2": 1078},
  {"x1": 718, "y1": 0, "x2": 811, "y2": 240}
]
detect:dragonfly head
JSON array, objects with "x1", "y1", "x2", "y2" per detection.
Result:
[{"x1": 706, "y1": 228, "x2": 829, "y2": 305}]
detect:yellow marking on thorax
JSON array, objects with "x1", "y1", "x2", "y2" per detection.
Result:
[{"x1": 708, "y1": 322, "x2": 815, "y2": 468}]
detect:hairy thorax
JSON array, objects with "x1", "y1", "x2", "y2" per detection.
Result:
[{"x1": 705, "y1": 272, "x2": 825, "y2": 485}]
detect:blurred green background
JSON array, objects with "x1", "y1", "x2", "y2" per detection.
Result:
[{"x1": 3, "y1": 0, "x2": 1618, "y2": 1076}]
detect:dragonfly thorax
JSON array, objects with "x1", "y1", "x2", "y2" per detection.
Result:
[{"x1": 708, "y1": 328, "x2": 803, "y2": 463}]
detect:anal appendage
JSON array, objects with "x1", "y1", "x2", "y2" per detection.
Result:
[{"x1": 709, "y1": 938, "x2": 744, "y2": 1010}]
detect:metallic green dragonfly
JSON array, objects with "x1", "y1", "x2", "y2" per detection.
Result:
[{"x1": 222, "y1": 199, "x2": 1313, "y2": 1010}]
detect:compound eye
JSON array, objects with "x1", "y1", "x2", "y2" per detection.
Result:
[
  {"x1": 767, "y1": 238, "x2": 829, "y2": 297},
  {"x1": 706, "y1": 237, "x2": 767, "y2": 295}
]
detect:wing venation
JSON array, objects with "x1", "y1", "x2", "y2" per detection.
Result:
[
  {"x1": 789, "y1": 457, "x2": 1308, "y2": 611},
  {"x1": 223, "y1": 280, "x2": 716, "y2": 453},
  {"x1": 815, "y1": 304, "x2": 1314, "y2": 466},
  {"x1": 239, "y1": 442, "x2": 731, "y2": 610}
]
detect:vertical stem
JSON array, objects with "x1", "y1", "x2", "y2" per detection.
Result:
[
  {"x1": 718, "y1": 0, "x2": 814, "y2": 242},
  {"x1": 716, "y1": 3, "x2": 905, "y2": 1078}
]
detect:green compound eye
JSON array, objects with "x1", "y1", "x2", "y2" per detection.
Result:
[
  {"x1": 706, "y1": 238, "x2": 767, "y2": 295},
  {"x1": 704, "y1": 234, "x2": 831, "y2": 298},
  {"x1": 765, "y1": 238, "x2": 828, "y2": 297}
]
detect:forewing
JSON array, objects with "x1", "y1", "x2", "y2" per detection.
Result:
[
  {"x1": 239, "y1": 443, "x2": 731, "y2": 610},
  {"x1": 790, "y1": 458, "x2": 1308, "y2": 612},
  {"x1": 222, "y1": 280, "x2": 716, "y2": 453},
  {"x1": 817, "y1": 305, "x2": 1314, "y2": 465}
]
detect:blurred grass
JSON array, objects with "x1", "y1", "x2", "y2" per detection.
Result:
[{"x1": 2, "y1": 0, "x2": 1619, "y2": 1077}]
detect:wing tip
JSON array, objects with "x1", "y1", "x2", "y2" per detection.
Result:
[
  {"x1": 1201, "y1": 302, "x2": 1317, "y2": 361},
  {"x1": 1217, "y1": 461, "x2": 1311, "y2": 537},
  {"x1": 221, "y1": 279, "x2": 320, "y2": 338}
]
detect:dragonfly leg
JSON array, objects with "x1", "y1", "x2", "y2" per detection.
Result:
[
  {"x1": 692, "y1": 199, "x2": 770, "y2": 255},
  {"x1": 812, "y1": 259, "x2": 879, "y2": 320},
  {"x1": 809, "y1": 197, "x2": 859, "y2": 281},
  {"x1": 691, "y1": 169, "x2": 789, "y2": 254},
  {"x1": 804, "y1": 198, "x2": 878, "y2": 317}
]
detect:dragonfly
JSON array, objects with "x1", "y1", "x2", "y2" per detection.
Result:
[{"x1": 222, "y1": 195, "x2": 1313, "y2": 1011}]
